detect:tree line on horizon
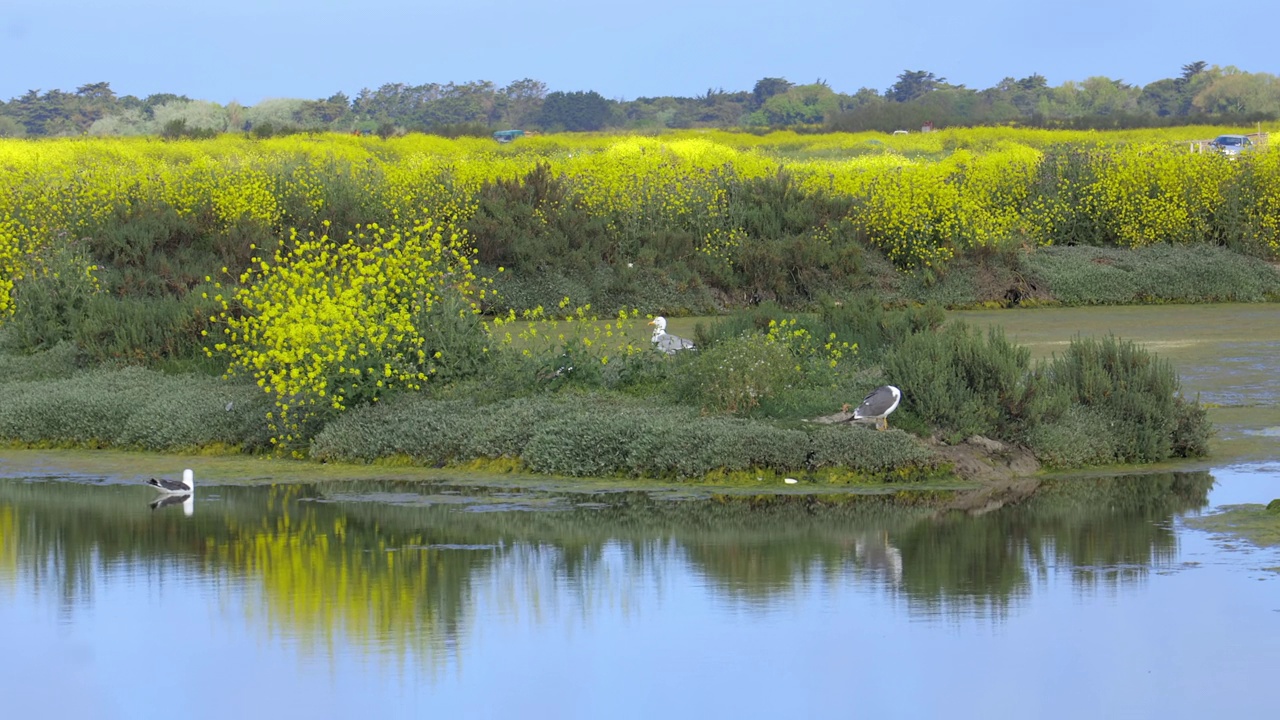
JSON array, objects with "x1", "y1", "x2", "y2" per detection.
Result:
[{"x1": 1, "y1": 62, "x2": 1276, "y2": 139}]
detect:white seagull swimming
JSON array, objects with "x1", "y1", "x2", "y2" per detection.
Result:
[
  {"x1": 648, "y1": 316, "x2": 695, "y2": 354},
  {"x1": 147, "y1": 468, "x2": 194, "y2": 495}
]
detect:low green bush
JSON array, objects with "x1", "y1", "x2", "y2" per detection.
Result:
[
  {"x1": 805, "y1": 425, "x2": 936, "y2": 472},
  {"x1": 1029, "y1": 244, "x2": 1280, "y2": 305},
  {"x1": 672, "y1": 333, "x2": 796, "y2": 415},
  {"x1": 1029, "y1": 335, "x2": 1210, "y2": 463},
  {"x1": 312, "y1": 391, "x2": 936, "y2": 479},
  {"x1": 883, "y1": 322, "x2": 1031, "y2": 442},
  {"x1": 1024, "y1": 405, "x2": 1120, "y2": 468},
  {"x1": 0, "y1": 363, "x2": 271, "y2": 451},
  {"x1": 0, "y1": 341, "x2": 80, "y2": 382}
]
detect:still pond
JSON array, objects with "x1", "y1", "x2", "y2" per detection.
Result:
[{"x1": 2, "y1": 304, "x2": 1278, "y2": 719}]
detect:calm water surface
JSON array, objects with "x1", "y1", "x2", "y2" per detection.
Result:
[{"x1": 1, "y1": 305, "x2": 1278, "y2": 719}]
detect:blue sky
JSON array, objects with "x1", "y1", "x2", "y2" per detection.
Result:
[{"x1": 3, "y1": 0, "x2": 1274, "y2": 104}]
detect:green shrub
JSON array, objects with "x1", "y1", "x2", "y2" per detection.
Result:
[
  {"x1": 673, "y1": 333, "x2": 796, "y2": 414},
  {"x1": 0, "y1": 365, "x2": 271, "y2": 450},
  {"x1": 1024, "y1": 405, "x2": 1120, "y2": 468},
  {"x1": 816, "y1": 297, "x2": 945, "y2": 360},
  {"x1": 2, "y1": 239, "x2": 99, "y2": 353},
  {"x1": 521, "y1": 408, "x2": 650, "y2": 476},
  {"x1": 312, "y1": 390, "x2": 937, "y2": 479},
  {"x1": 114, "y1": 379, "x2": 273, "y2": 451},
  {"x1": 0, "y1": 367, "x2": 154, "y2": 445},
  {"x1": 1029, "y1": 244, "x2": 1280, "y2": 305},
  {"x1": 883, "y1": 322, "x2": 1030, "y2": 442},
  {"x1": 1029, "y1": 335, "x2": 1210, "y2": 463},
  {"x1": 0, "y1": 342, "x2": 80, "y2": 382}
]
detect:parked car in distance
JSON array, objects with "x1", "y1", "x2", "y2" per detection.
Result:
[{"x1": 1210, "y1": 134, "x2": 1255, "y2": 157}]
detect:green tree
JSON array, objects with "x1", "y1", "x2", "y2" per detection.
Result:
[
  {"x1": 1180, "y1": 61, "x2": 1208, "y2": 82},
  {"x1": 496, "y1": 78, "x2": 547, "y2": 128},
  {"x1": 1193, "y1": 69, "x2": 1280, "y2": 116},
  {"x1": 754, "y1": 83, "x2": 842, "y2": 126},
  {"x1": 751, "y1": 77, "x2": 793, "y2": 109},
  {"x1": 886, "y1": 70, "x2": 950, "y2": 102},
  {"x1": 1139, "y1": 78, "x2": 1183, "y2": 117},
  {"x1": 538, "y1": 90, "x2": 614, "y2": 131}
]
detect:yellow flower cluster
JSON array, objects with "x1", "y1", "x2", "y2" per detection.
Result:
[
  {"x1": 208, "y1": 220, "x2": 481, "y2": 452},
  {"x1": 765, "y1": 318, "x2": 858, "y2": 370},
  {"x1": 1087, "y1": 143, "x2": 1233, "y2": 247},
  {"x1": 1245, "y1": 144, "x2": 1280, "y2": 255},
  {"x1": 488, "y1": 298, "x2": 645, "y2": 366}
]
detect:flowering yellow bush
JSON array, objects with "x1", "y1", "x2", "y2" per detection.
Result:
[
  {"x1": 1249, "y1": 147, "x2": 1280, "y2": 255},
  {"x1": 208, "y1": 220, "x2": 482, "y2": 452},
  {"x1": 1088, "y1": 143, "x2": 1234, "y2": 247}
]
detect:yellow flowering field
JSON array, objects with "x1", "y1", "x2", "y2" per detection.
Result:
[
  {"x1": 2, "y1": 127, "x2": 1276, "y2": 303},
  {"x1": 1, "y1": 128, "x2": 1277, "y2": 449}
]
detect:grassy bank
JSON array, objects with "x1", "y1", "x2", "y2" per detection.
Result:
[{"x1": 0, "y1": 298, "x2": 1212, "y2": 482}]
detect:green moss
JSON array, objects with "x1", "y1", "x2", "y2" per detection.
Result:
[{"x1": 1184, "y1": 505, "x2": 1280, "y2": 548}]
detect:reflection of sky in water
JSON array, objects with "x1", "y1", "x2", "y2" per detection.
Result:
[{"x1": 0, "y1": 465, "x2": 1276, "y2": 719}]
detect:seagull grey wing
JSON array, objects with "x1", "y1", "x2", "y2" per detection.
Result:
[
  {"x1": 856, "y1": 386, "x2": 896, "y2": 417},
  {"x1": 147, "y1": 477, "x2": 191, "y2": 493},
  {"x1": 655, "y1": 332, "x2": 695, "y2": 354}
]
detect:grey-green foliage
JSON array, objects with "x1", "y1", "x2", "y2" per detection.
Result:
[
  {"x1": 1030, "y1": 244, "x2": 1280, "y2": 305},
  {"x1": 312, "y1": 392, "x2": 935, "y2": 479},
  {"x1": 805, "y1": 425, "x2": 935, "y2": 471},
  {"x1": 673, "y1": 333, "x2": 796, "y2": 415},
  {"x1": 1023, "y1": 405, "x2": 1121, "y2": 467},
  {"x1": 0, "y1": 341, "x2": 80, "y2": 382},
  {"x1": 1028, "y1": 335, "x2": 1208, "y2": 464},
  {"x1": 0, "y1": 364, "x2": 271, "y2": 451},
  {"x1": 883, "y1": 322, "x2": 1031, "y2": 442}
]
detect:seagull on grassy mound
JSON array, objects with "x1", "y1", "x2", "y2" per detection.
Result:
[
  {"x1": 649, "y1": 316, "x2": 695, "y2": 354},
  {"x1": 147, "y1": 469, "x2": 194, "y2": 495},
  {"x1": 846, "y1": 385, "x2": 902, "y2": 431}
]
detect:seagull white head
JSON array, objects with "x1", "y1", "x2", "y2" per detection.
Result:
[{"x1": 649, "y1": 316, "x2": 668, "y2": 332}]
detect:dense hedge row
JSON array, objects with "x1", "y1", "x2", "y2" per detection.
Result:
[
  {"x1": 0, "y1": 357, "x2": 272, "y2": 451},
  {"x1": 309, "y1": 394, "x2": 935, "y2": 479}
]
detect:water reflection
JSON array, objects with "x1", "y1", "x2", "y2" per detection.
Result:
[
  {"x1": 148, "y1": 492, "x2": 193, "y2": 515},
  {"x1": 0, "y1": 471, "x2": 1214, "y2": 664}
]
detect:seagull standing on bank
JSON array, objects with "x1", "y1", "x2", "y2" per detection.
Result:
[
  {"x1": 649, "y1": 316, "x2": 695, "y2": 354},
  {"x1": 850, "y1": 385, "x2": 902, "y2": 431}
]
